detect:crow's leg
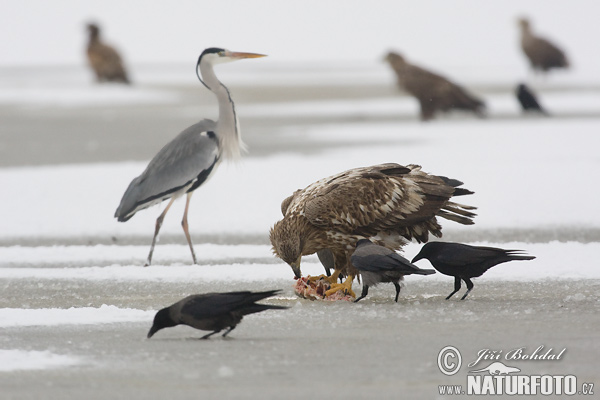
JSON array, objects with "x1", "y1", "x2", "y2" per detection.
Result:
[
  {"x1": 460, "y1": 278, "x2": 474, "y2": 300},
  {"x1": 200, "y1": 330, "x2": 220, "y2": 340},
  {"x1": 446, "y1": 277, "x2": 462, "y2": 300},
  {"x1": 221, "y1": 325, "x2": 237, "y2": 338},
  {"x1": 354, "y1": 285, "x2": 369, "y2": 303},
  {"x1": 393, "y1": 282, "x2": 401, "y2": 302}
]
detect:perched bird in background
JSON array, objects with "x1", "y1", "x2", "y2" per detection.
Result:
[
  {"x1": 351, "y1": 239, "x2": 435, "y2": 303},
  {"x1": 147, "y1": 290, "x2": 287, "y2": 339},
  {"x1": 384, "y1": 52, "x2": 485, "y2": 121},
  {"x1": 518, "y1": 18, "x2": 569, "y2": 73},
  {"x1": 86, "y1": 23, "x2": 130, "y2": 84},
  {"x1": 271, "y1": 163, "x2": 476, "y2": 298},
  {"x1": 411, "y1": 242, "x2": 535, "y2": 300},
  {"x1": 516, "y1": 83, "x2": 549, "y2": 115},
  {"x1": 115, "y1": 48, "x2": 265, "y2": 266}
]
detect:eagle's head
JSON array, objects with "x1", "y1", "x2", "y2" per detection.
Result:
[{"x1": 270, "y1": 219, "x2": 303, "y2": 279}]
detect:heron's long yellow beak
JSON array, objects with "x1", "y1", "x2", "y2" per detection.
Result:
[{"x1": 227, "y1": 51, "x2": 267, "y2": 59}]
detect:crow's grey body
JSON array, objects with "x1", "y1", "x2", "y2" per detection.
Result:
[
  {"x1": 351, "y1": 239, "x2": 435, "y2": 302},
  {"x1": 147, "y1": 290, "x2": 287, "y2": 339}
]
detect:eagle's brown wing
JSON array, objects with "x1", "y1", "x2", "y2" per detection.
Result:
[{"x1": 299, "y1": 163, "x2": 473, "y2": 243}]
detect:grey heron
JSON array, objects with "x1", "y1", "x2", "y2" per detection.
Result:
[
  {"x1": 115, "y1": 48, "x2": 266, "y2": 266},
  {"x1": 86, "y1": 23, "x2": 130, "y2": 84}
]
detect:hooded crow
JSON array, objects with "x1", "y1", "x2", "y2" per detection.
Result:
[
  {"x1": 147, "y1": 290, "x2": 287, "y2": 339},
  {"x1": 351, "y1": 239, "x2": 435, "y2": 302}
]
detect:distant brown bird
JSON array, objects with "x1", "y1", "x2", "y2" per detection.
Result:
[
  {"x1": 86, "y1": 23, "x2": 130, "y2": 84},
  {"x1": 518, "y1": 18, "x2": 569, "y2": 73},
  {"x1": 270, "y1": 163, "x2": 476, "y2": 297},
  {"x1": 384, "y1": 52, "x2": 485, "y2": 121}
]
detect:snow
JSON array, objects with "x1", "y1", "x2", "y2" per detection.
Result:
[
  {"x1": 1, "y1": 111, "x2": 598, "y2": 240},
  {"x1": 0, "y1": 350, "x2": 82, "y2": 371},
  {"x1": 0, "y1": 305, "x2": 154, "y2": 328}
]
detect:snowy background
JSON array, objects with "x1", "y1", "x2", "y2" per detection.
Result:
[{"x1": 0, "y1": 1, "x2": 599, "y2": 398}]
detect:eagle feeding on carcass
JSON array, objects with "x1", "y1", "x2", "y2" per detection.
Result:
[{"x1": 270, "y1": 163, "x2": 476, "y2": 298}]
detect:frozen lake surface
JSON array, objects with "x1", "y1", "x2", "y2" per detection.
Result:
[{"x1": 1, "y1": 60, "x2": 599, "y2": 399}]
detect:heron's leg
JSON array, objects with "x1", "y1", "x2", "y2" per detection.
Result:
[
  {"x1": 145, "y1": 197, "x2": 175, "y2": 267},
  {"x1": 460, "y1": 278, "x2": 474, "y2": 300},
  {"x1": 393, "y1": 281, "x2": 401, "y2": 302},
  {"x1": 181, "y1": 192, "x2": 198, "y2": 265},
  {"x1": 445, "y1": 276, "x2": 462, "y2": 300},
  {"x1": 353, "y1": 284, "x2": 369, "y2": 303}
]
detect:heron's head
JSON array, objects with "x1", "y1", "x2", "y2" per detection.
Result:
[
  {"x1": 197, "y1": 48, "x2": 266, "y2": 68},
  {"x1": 270, "y1": 220, "x2": 303, "y2": 279}
]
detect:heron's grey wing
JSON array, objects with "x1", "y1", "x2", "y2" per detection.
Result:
[{"x1": 115, "y1": 120, "x2": 219, "y2": 221}]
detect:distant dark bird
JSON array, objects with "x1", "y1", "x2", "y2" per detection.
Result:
[
  {"x1": 518, "y1": 18, "x2": 569, "y2": 73},
  {"x1": 411, "y1": 242, "x2": 535, "y2": 300},
  {"x1": 384, "y1": 51, "x2": 486, "y2": 121},
  {"x1": 147, "y1": 290, "x2": 287, "y2": 339},
  {"x1": 86, "y1": 23, "x2": 130, "y2": 84},
  {"x1": 351, "y1": 239, "x2": 435, "y2": 303},
  {"x1": 271, "y1": 163, "x2": 476, "y2": 298},
  {"x1": 516, "y1": 84, "x2": 548, "y2": 115},
  {"x1": 115, "y1": 48, "x2": 265, "y2": 266}
]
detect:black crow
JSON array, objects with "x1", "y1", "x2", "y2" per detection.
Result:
[
  {"x1": 516, "y1": 84, "x2": 548, "y2": 115},
  {"x1": 351, "y1": 239, "x2": 435, "y2": 303},
  {"x1": 411, "y1": 242, "x2": 535, "y2": 300},
  {"x1": 147, "y1": 290, "x2": 287, "y2": 339}
]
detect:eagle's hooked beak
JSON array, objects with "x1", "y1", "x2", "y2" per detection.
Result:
[{"x1": 290, "y1": 256, "x2": 302, "y2": 279}]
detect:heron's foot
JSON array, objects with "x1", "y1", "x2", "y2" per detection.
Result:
[{"x1": 325, "y1": 278, "x2": 355, "y2": 298}]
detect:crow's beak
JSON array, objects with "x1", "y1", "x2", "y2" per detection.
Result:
[
  {"x1": 411, "y1": 253, "x2": 423, "y2": 263},
  {"x1": 147, "y1": 325, "x2": 158, "y2": 339}
]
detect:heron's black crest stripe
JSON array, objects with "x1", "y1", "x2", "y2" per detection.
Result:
[
  {"x1": 187, "y1": 156, "x2": 218, "y2": 193},
  {"x1": 196, "y1": 48, "x2": 226, "y2": 89}
]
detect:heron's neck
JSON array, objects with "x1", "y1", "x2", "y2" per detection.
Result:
[{"x1": 200, "y1": 63, "x2": 246, "y2": 160}]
